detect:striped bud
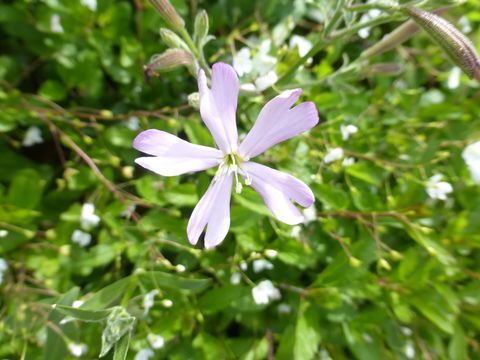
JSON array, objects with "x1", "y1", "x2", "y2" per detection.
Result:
[
  {"x1": 148, "y1": 0, "x2": 184, "y2": 31},
  {"x1": 405, "y1": 6, "x2": 480, "y2": 80},
  {"x1": 143, "y1": 49, "x2": 196, "y2": 81}
]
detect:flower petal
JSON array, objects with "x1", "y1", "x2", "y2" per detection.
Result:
[
  {"x1": 187, "y1": 173, "x2": 233, "y2": 248},
  {"x1": 198, "y1": 63, "x2": 239, "y2": 154},
  {"x1": 133, "y1": 129, "x2": 222, "y2": 176},
  {"x1": 239, "y1": 89, "x2": 319, "y2": 159},
  {"x1": 241, "y1": 161, "x2": 314, "y2": 225}
]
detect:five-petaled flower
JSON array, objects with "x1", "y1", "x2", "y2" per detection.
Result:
[{"x1": 133, "y1": 62, "x2": 318, "y2": 248}]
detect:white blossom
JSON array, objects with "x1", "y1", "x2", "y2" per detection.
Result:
[
  {"x1": 324, "y1": 148, "x2": 344, "y2": 163},
  {"x1": 358, "y1": 8, "x2": 382, "y2": 39},
  {"x1": 0, "y1": 258, "x2": 8, "y2": 285},
  {"x1": 290, "y1": 225, "x2": 301, "y2": 238},
  {"x1": 342, "y1": 157, "x2": 355, "y2": 167},
  {"x1": 23, "y1": 126, "x2": 44, "y2": 147},
  {"x1": 404, "y1": 341, "x2": 415, "y2": 359},
  {"x1": 0, "y1": 230, "x2": 7, "y2": 238},
  {"x1": 71, "y1": 230, "x2": 91, "y2": 247},
  {"x1": 147, "y1": 334, "x2": 165, "y2": 349},
  {"x1": 240, "y1": 261, "x2": 248, "y2": 271},
  {"x1": 462, "y1": 141, "x2": 480, "y2": 184},
  {"x1": 80, "y1": 0, "x2": 97, "y2": 11},
  {"x1": 161, "y1": 299, "x2": 173, "y2": 308},
  {"x1": 134, "y1": 349, "x2": 154, "y2": 360},
  {"x1": 230, "y1": 272, "x2": 241, "y2": 285},
  {"x1": 80, "y1": 203, "x2": 100, "y2": 229},
  {"x1": 126, "y1": 116, "x2": 140, "y2": 130},
  {"x1": 143, "y1": 289, "x2": 159, "y2": 315},
  {"x1": 303, "y1": 206, "x2": 316, "y2": 224},
  {"x1": 252, "y1": 280, "x2": 281, "y2": 304},
  {"x1": 426, "y1": 174, "x2": 453, "y2": 200},
  {"x1": 264, "y1": 249, "x2": 278, "y2": 259},
  {"x1": 277, "y1": 303, "x2": 292, "y2": 314},
  {"x1": 233, "y1": 47, "x2": 253, "y2": 77},
  {"x1": 175, "y1": 264, "x2": 186, "y2": 273},
  {"x1": 340, "y1": 124, "x2": 358, "y2": 141},
  {"x1": 254, "y1": 71, "x2": 278, "y2": 91},
  {"x1": 447, "y1": 67, "x2": 461, "y2": 89},
  {"x1": 68, "y1": 343, "x2": 88, "y2": 357},
  {"x1": 252, "y1": 259, "x2": 274, "y2": 273},
  {"x1": 289, "y1": 35, "x2": 312, "y2": 64},
  {"x1": 50, "y1": 14, "x2": 64, "y2": 33}
]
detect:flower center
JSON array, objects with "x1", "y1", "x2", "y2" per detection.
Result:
[{"x1": 215, "y1": 153, "x2": 251, "y2": 194}]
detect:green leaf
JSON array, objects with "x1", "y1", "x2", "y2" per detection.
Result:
[
  {"x1": 137, "y1": 271, "x2": 211, "y2": 293},
  {"x1": 198, "y1": 285, "x2": 245, "y2": 313},
  {"x1": 100, "y1": 307, "x2": 135, "y2": 357},
  {"x1": 164, "y1": 183, "x2": 199, "y2": 206},
  {"x1": 294, "y1": 300, "x2": 321, "y2": 360},
  {"x1": 312, "y1": 183, "x2": 349, "y2": 209},
  {"x1": 81, "y1": 277, "x2": 132, "y2": 311},
  {"x1": 52, "y1": 304, "x2": 111, "y2": 322},
  {"x1": 113, "y1": 331, "x2": 131, "y2": 360},
  {"x1": 7, "y1": 168, "x2": 45, "y2": 209}
]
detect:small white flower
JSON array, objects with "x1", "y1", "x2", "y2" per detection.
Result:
[
  {"x1": 120, "y1": 204, "x2": 136, "y2": 217},
  {"x1": 277, "y1": 303, "x2": 291, "y2": 314},
  {"x1": 342, "y1": 157, "x2": 355, "y2": 167},
  {"x1": 147, "y1": 334, "x2": 165, "y2": 349},
  {"x1": 324, "y1": 148, "x2": 344, "y2": 163},
  {"x1": 240, "y1": 261, "x2": 248, "y2": 271},
  {"x1": 80, "y1": 0, "x2": 97, "y2": 11},
  {"x1": 230, "y1": 272, "x2": 241, "y2": 285},
  {"x1": 401, "y1": 327, "x2": 413, "y2": 336},
  {"x1": 252, "y1": 280, "x2": 281, "y2": 305},
  {"x1": 134, "y1": 349, "x2": 154, "y2": 360},
  {"x1": 458, "y1": 16, "x2": 472, "y2": 33},
  {"x1": 447, "y1": 67, "x2": 461, "y2": 89},
  {"x1": 252, "y1": 259, "x2": 274, "y2": 273},
  {"x1": 71, "y1": 230, "x2": 91, "y2": 247},
  {"x1": 239, "y1": 83, "x2": 257, "y2": 93},
  {"x1": 303, "y1": 206, "x2": 316, "y2": 224},
  {"x1": 175, "y1": 264, "x2": 186, "y2": 273},
  {"x1": 462, "y1": 141, "x2": 480, "y2": 184},
  {"x1": 0, "y1": 259, "x2": 8, "y2": 272},
  {"x1": 233, "y1": 47, "x2": 253, "y2": 77},
  {"x1": 340, "y1": 124, "x2": 358, "y2": 141},
  {"x1": 68, "y1": 343, "x2": 88, "y2": 357},
  {"x1": 50, "y1": 14, "x2": 64, "y2": 33},
  {"x1": 254, "y1": 71, "x2": 278, "y2": 91},
  {"x1": 264, "y1": 249, "x2": 278, "y2": 259},
  {"x1": 161, "y1": 299, "x2": 173, "y2": 308},
  {"x1": 72, "y1": 300, "x2": 84, "y2": 308},
  {"x1": 362, "y1": 333, "x2": 373, "y2": 343},
  {"x1": 357, "y1": 8, "x2": 382, "y2": 39},
  {"x1": 126, "y1": 116, "x2": 140, "y2": 131},
  {"x1": 80, "y1": 203, "x2": 100, "y2": 229},
  {"x1": 404, "y1": 341, "x2": 415, "y2": 359},
  {"x1": 289, "y1": 35, "x2": 312, "y2": 62},
  {"x1": 23, "y1": 126, "x2": 44, "y2": 147},
  {"x1": 426, "y1": 174, "x2": 453, "y2": 200},
  {"x1": 290, "y1": 225, "x2": 301, "y2": 238},
  {"x1": 143, "y1": 289, "x2": 159, "y2": 315},
  {"x1": 0, "y1": 230, "x2": 7, "y2": 238}
]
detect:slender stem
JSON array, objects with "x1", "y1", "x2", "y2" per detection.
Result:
[
  {"x1": 179, "y1": 28, "x2": 211, "y2": 76},
  {"x1": 322, "y1": 0, "x2": 346, "y2": 37},
  {"x1": 275, "y1": 14, "x2": 402, "y2": 86}
]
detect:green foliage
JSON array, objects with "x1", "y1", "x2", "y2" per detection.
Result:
[{"x1": 1, "y1": 0, "x2": 480, "y2": 359}]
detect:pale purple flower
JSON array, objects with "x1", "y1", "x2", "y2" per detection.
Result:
[{"x1": 133, "y1": 63, "x2": 318, "y2": 248}]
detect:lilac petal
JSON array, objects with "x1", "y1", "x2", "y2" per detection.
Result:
[
  {"x1": 187, "y1": 173, "x2": 233, "y2": 248},
  {"x1": 198, "y1": 63, "x2": 239, "y2": 154},
  {"x1": 133, "y1": 129, "x2": 222, "y2": 176},
  {"x1": 239, "y1": 89, "x2": 319, "y2": 159},
  {"x1": 241, "y1": 161, "x2": 314, "y2": 225}
]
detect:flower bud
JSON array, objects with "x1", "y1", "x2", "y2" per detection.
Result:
[
  {"x1": 159, "y1": 28, "x2": 189, "y2": 51},
  {"x1": 188, "y1": 92, "x2": 200, "y2": 109},
  {"x1": 404, "y1": 6, "x2": 480, "y2": 80},
  {"x1": 193, "y1": 10, "x2": 209, "y2": 46},
  {"x1": 143, "y1": 49, "x2": 197, "y2": 80},
  {"x1": 148, "y1": 0, "x2": 184, "y2": 31},
  {"x1": 365, "y1": 63, "x2": 403, "y2": 76}
]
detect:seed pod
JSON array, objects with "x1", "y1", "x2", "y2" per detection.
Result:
[
  {"x1": 404, "y1": 6, "x2": 480, "y2": 80},
  {"x1": 148, "y1": 0, "x2": 184, "y2": 31}
]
